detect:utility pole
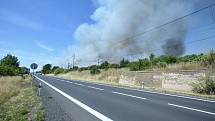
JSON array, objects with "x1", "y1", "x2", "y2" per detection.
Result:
[
  {"x1": 72, "y1": 54, "x2": 75, "y2": 69},
  {"x1": 67, "y1": 62, "x2": 70, "y2": 69},
  {"x1": 97, "y1": 58, "x2": 100, "y2": 66}
]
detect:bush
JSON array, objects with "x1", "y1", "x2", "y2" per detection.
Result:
[
  {"x1": 202, "y1": 50, "x2": 215, "y2": 71},
  {"x1": 0, "y1": 66, "x2": 16, "y2": 76},
  {"x1": 129, "y1": 59, "x2": 151, "y2": 71},
  {"x1": 90, "y1": 67, "x2": 100, "y2": 75},
  {"x1": 156, "y1": 62, "x2": 167, "y2": 68},
  {"x1": 192, "y1": 75, "x2": 215, "y2": 95},
  {"x1": 54, "y1": 68, "x2": 65, "y2": 75}
]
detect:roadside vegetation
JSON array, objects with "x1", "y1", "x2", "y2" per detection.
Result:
[
  {"x1": 0, "y1": 76, "x2": 44, "y2": 121},
  {"x1": 43, "y1": 50, "x2": 215, "y2": 96},
  {"x1": 0, "y1": 54, "x2": 30, "y2": 76},
  {"x1": 0, "y1": 54, "x2": 45, "y2": 121}
]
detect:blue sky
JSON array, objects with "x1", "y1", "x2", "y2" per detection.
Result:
[
  {"x1": 0, "y1": 0, "x2": 215, "y2": 70},
  {"x1": 0, "y1": 0, "x2": 95, "y2": 69}
]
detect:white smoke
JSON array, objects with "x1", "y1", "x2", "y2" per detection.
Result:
[{"x1": 67, "y1": 0, "x2": 193, "y2": 65}]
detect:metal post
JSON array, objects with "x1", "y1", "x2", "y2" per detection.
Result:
[
  {"x1": 38, "y1": 83, "x2": 42, "y2": 96},
  {"x1": 142, "y1": 81, "x2": 144, "y2": 89}
]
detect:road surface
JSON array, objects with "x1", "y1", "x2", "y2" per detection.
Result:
[{"x1": 34, "y1": 75, "x2": 215, "y2": 121}]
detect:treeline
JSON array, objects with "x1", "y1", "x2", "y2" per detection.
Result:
[
  {"x1": 0, "y1": 54, "x2": 30, "y2": 76},
  {"x1": 43, "y1": 50, "x2": 215, "y2": 75}
]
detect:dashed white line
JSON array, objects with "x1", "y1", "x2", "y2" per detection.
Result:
[
  {"x1": 74, "y1": 83, "x2": 85, "y2": 86},
  {"x1": 35, "y1": 76, "x2": 113, "y2": 121},
  {"x1": 49, "y1": 76, "x2": 215, "y2": 103},
  {"x1": 168, "y1": 103, "x2": 215, "y2": 116},
  {"x1": 112, "y1": 91, "x2": 147, "y2": 100},
  {"x1": 87, "y1": 86, "x2": 104, "y2": 91}
]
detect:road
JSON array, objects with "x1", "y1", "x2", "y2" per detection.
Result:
[{"x1": 34, "y1": 75, "x2": 215, "y2": 121}]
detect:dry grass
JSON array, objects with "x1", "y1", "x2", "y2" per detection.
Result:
[
  {"x1": 0, "y1": 76, "x2": 44, "y2": 121},
  {"x1": 0, "y1": 76, "x2": 23, "y2": 104},
  {"x1": 150, "y1": 63, "x2": 205, "y2": 72},
  {"x1": 58, "y1": 68, "x2": 129, "y2": 84}
]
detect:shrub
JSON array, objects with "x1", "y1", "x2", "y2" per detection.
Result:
[
  {"x1": 54, "y1": 68, "x2": 65, "y2": 75},
  {"x1": 202, "y1": 50, "x2": 215, "y2": 71},
  {"x1": 90, "y1": 67, "x2": 100, "y2": 75},
  {"x1": 192, "y1": 75, "x2": 215, "y2": 95},
  {"x1": 129, "y1": 59, "x2": 151, "y2": 71},
  {"x1": 0, "y1": 66, "x2": 16, "y2": 76},
  {"x1": 156, "y1": 62, "x2": 167, "y2": 68}
]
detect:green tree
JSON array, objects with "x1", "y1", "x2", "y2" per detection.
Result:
[
  {"x1": 100, "y1": 61, "x2": 110, "y2": 70},
  {"x1": 0, "y1": 65, "x2": 16, "y2": 76},
  {"x1": 149, "y1": 53, "x2": 155, "y2": 61},
  {"x1": 120, "y1": 58, "x2": 129, "y2": 68},
  {"x1": 0, "y1": 54, "x2": 19, "y2": 67},
  {"x1": 54, "y1": 68, "x2": 65, "y2": 75},
  {"x1": 42, "y1": 64, "x2": 52, "y2": 74},
  {"x1": 51, "y1": 66, "x2": 60, "y2": 73}
]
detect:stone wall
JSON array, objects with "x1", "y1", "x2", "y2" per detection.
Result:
[{"x1": 119, "y1": 70, "x2": 206, "y2": 92}]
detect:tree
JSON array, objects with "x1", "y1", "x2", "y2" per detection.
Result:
[
  {"x1": 0, "y1": 54, "x2": 19, "y2": 67},
  {"x1": 120, "y1": 58, "x2": 129, "y2": 68},
  {"x1": 54, "y1": 68, "x2": 65, "y2": 75},
  {"x1": 52, "y1": 66, "x2": 60, "y2": 73},
  {"x1": 42, "y1": 64, "x2": 52, "y2": 74},
  {"x1": 149, "y1": 53, "x2": 155, "y2": 61},
  {"x1": 129, "y1": 59, "x2": 151, "y2": 71},
  {"x1": 100, "y1": 61, "x2": 109, "y2": 70},
  {"x1": 20, "y1": 67, "x2": 30, "y2": 74}
]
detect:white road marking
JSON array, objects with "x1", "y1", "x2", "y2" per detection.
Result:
[
  {"x1": 48, "y1": 76, "x2": 215, "y2": 103},
  {"x1": 112, "y1": 91, "x2": 147, "y2": 100},
  {"x1": 67, "y1": 81, "x2": 73, "y2": 84},
  {"x1": 143, "y1": 91, "x2": 215, "y2": 103},
  {"x1": 74, "y1": 83, "x2": 85, "y2": 86},
  {"x1": 35, "y1": 76, "x2": 113, "y2": 121},
  {"x1": 168, "y1": 103, "x2": 215, "y2": 116},
  {"x1": 87, "y1": 86, "x2": 104, "y2": 91}
]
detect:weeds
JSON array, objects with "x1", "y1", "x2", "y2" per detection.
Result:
[
  {"x1": 0, "y1": 76, "x2": 44, "y2": 121},
  {"x1": 192, "y1": 74, "x2": 215, "y2": 95}
]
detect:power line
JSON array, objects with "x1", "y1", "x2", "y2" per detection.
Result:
[
  {"x1": 76, "y1": 34, "x2": 215, "y2": 65},
  {"x1": 99, "y1": 35, "x2": 215, "y2": 62},
  {"x1": 75, "y1": 3, "x2": 215, "y2": 65},
  {"x1": 113, "y1": 2, "x2": 215, "y2": 48}
]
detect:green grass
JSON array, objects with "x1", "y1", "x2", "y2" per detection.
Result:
[{"x1": 0, "y1": 76, "x2": 45, "y2": 121}]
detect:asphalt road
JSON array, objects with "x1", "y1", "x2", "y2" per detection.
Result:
[{"x1": 35, "y1": 75, "x2": 215, "y2": 121}]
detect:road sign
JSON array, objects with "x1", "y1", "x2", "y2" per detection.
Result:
[{"x1": 30, "y1": 63, "x2": 38, "y2": 70}]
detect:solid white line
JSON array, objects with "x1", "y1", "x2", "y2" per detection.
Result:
[
  {"x1": 48, "y1": 76, "x2": 215, "y2": 103},
  {"x1": 112, "y1": 91, "x2": 147, "y2": 100},
  {"x1": 74, "y1": 83, "x2": 85, "y2": 86},
  {"x1": 35, "y1": 76, "x2": 113, "y2": 121},
  {"x1": 168, "y1": 103, "x2": 215, "y2": 116},
  {"x1": 87, "y1": 86, "x2": 104, "y2": 91}
]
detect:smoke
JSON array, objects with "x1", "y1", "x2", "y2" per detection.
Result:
[
  {"x1": 162, "y1": 38, "x2": 185, "y2": 56},
  {"x1": 66, "y1": 0, "x2": 193, "y2": 65}
]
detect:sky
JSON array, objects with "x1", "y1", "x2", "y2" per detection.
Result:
[{"x1": 0, "y1": 0, "x2": 215, "y2": 70}]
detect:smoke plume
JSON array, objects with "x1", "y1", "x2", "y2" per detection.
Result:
[
  {"x1": 66, "y1": 0, "x2": 193, "y2": 65},
  {"x1": 162, "y1": 38, "x2": 185, "y2": 56}
]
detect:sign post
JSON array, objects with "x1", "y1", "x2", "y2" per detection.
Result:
[
  {"x1": 30, "y1": 63, "x2": 38, "y2": 87},
  {"x1": 30, "y1": 63, "x2": 38, "y2": 76}
]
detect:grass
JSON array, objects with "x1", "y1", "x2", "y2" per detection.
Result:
[{"x1": 0, "y1": 76, "x2": 45, "y2": 121}]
